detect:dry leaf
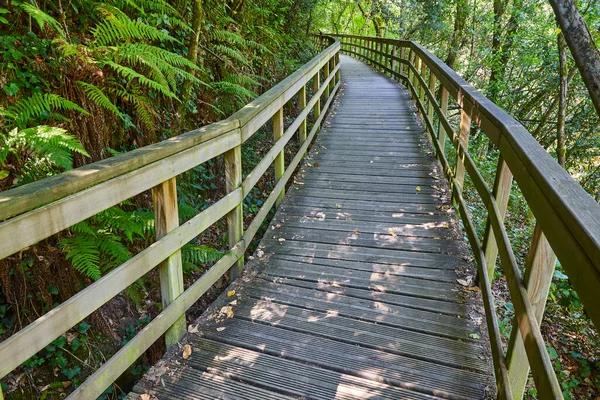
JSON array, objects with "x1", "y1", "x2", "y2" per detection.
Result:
[
  {"x1": 227, "y1": 290, "x2": 236, "y2": 297},
  {"x1": 221, "y1": 306, "x2": 234, "y2": 318},
  {"x1": 336, "y1": 204, "x2": 342, "y2": 209},
  {"x1": 312, "y1": 162, "x2": 319, "y2": 167},
  {"x1": 416, "y1": 186, "x2": 421, "y2": 192},
  {"x1": 331, "y1": 282, "x2": 341, "y2": 287},
  {"x1": 278, "y1": 238, "x2": 286, "y2": 243},
  {"x1": 457, "y1": 279, "x2": 469, "y2": 287},
  {"x1": 140, "y1": 394, "x2": 151, "y2": 400},
  {"x1": 353, "y1": 229, "x2": 360, "y2": 235},
  {"x1": 182, "y1": 344, "x2": 192, "y2": 360},
  {"x1": 216, "y1": 326, "x2": 226, "y2": 332},
  {"x1": 467, "y1": 286, "x2": 481, "y2": 292},
  {"x1": 390, "y1": 231, "x2": 397, "y2": 237},
  {"x1": 187, "y1": 324, "x2": 199, "y2": 333}
]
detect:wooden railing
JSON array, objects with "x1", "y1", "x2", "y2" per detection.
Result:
[
  {"x1": 331, "y1": 33, "x2": 600, "y2": 399},
  {"x1": 0, "y1": 36, "x2": 340, "y2": 399}
]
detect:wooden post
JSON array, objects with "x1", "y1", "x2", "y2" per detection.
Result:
[
  {"x1": 298, "y1": 84, "x2": 307, "y2": 144},
  {"x1": 391, "y1": 45, "x2": 397, "y2": 75},
  {"x1": 313, "y1": 70, "x2": 321, "y2": 120},
  {"x1": 152, "y1": 177, "x2": 186, "y2": 347},
  {"x1": 427, "y1": 71, "x2": 436, "y2": 124},
  {"x1": 224, "y1": 145, "x2": 243, "y2": 280},
  {"x1": 483, "y1": 157, "x2": 513, "y2": 279},
  {"x1": 438, "y1": 87, "x2": 449, "y2": 152},
  {"x1": 273, "y1": 107, "x2": 285, "y2": 206},
  {"x1": 335, "y1": 51, "x2": 341, "y2": 83},
  {"x1": 407, "y1": 50, "x2": 413, "y2": 85},
  {"x1": 324, "y1": 59, "x2": 330, "y2": 98},
  {"x1": 506, "y1": 223, "x2": 557, "y2": 399},
  {"x1": 419, "y1": 59, "x2": 427, "y2": 102},
  {"x1": 453, "y1": 109, "x2": 472, "y2": 204},
  {"x1": 400, "y1": 47, "x2": 406, "y2": 76},
  {"x1": 329, "y1": 57, "x2": 335, "y2": 92},
  {"x1": 413, "y1": 56, "x2": 422, "y2": 96}
]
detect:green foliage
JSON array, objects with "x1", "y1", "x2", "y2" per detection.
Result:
[{"x1": 0, "y1": 125, "x2": 89, "y2": 184}]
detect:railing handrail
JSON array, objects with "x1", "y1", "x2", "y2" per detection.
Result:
[
  {"x1": 331, "y1": 33, "x2": 600, "y2": 400},
  {"x1": 0, "y1": 35, "x2": 341, "y2": 399}
]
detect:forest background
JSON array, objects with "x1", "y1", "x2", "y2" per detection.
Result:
[{"x1": 0, "y1": 0, "x2": 598, "y2": 398}]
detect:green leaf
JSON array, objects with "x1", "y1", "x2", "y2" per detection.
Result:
[
  {"x1": 469, "y1": 333, "x2": 481, "y2": 339},
  {"x1": 48, "y1": 285, "x2": 59, "y2": 295},
  {"x1": 0, "y1": 170, "x2": 9, "y2": 180},
  {"x1": 78, "y1": 321, "x2": 91, "y2": 334},
  {"x1": 547, "y1": 346, "x2": 559, "y2": 360}
]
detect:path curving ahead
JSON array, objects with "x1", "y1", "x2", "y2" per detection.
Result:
[{"x1": 130, "y1": 55, "x2": 493, "y2": 400}]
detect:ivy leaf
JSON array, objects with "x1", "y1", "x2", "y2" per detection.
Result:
[{"x1": 547, "y1": 346, "x2": 559, "y2": 360}]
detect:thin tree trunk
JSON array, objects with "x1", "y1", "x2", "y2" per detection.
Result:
[
  {"x1": 445, "y1": 0, "x2": 468, "y2": 69},
  {"x1": 548, "y1": 0, "x2": 600, "y2": 117},
  {"x1": 556, "y1": 32, "x2": 568, "y2": 166},
  {"x1": 180, "y1": 0, "x2": 203, "y2": 115}
]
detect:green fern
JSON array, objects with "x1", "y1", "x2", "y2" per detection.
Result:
[
  {"x1": 60, "y1": 234, "x2": 102, "y2": 280},
  {"x1": 76, "y1": 81, "x2": 123, "y2": 118},
  {"x1": 181, "y1": 244, "x2": 225, "y2": 272},
  {"x1": 93, "y1": 14, "x2": 177, "y2": 46},
  {"x1": 2, "y1": 93, "x2": 89, "y2": 128},
  {"x1": 0, "y1": 126, "x2": 89, "y2": 179},
  {"x1": 19, "y1": 3, "x2": 65, "y2": 38}
]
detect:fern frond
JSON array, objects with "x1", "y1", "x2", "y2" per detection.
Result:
[
  {"x1": 76, "y1": 81, "x2": 123, "y2": 118},
  {"x1": 104, "y1": 61, "x2": 177, "y2": 98},
  {"x1": 96, "y1": 206, "x2": 145, "y2": 242},
  {"x1": 98, "y1": 233, "x2": 132, "y2": 267},
  {"x1": 223, "y1": 73, "x2": 260, "y2": 88},
  {"x1": 213, "y1": 44, "x2": 250, "y2": 66},
  {"x1": 5, "y1": 93, "x2": 89, "y2": 128},
  {"x1": 60, "y1": 235, "x2": 101, "y2": 280},
  {"x1": 181, "y1": 244, "x2": 224, "y2": 271},
  {"x1": 93, "y1": 14, "x2": 177, "y2": 46},
  {"x1": 213, "y1": 81, "x2": 256, "y2": 102},
  {"x1": 19, "y1": 3, "x2": 65, "y2": 38},
  {"x1": 18, "y1": 126, "x2": 89, "y2": 170},
  {"x1": 178, "y1": 202, "x2": 199, "y2": 222}
]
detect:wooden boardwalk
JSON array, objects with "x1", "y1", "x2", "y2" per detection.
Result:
[{"x1": 132, "y1": 55, "x2": 493, "y2": 400}]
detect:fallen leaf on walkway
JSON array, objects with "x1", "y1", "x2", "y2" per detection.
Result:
[
  {"x1": 467, "y1": 286, "x2": 481, "y2": 292},
  {"x1": 182, "y1": 344, "x2": 192, "y2": 359},
  {"x1": 278, "y1": 238, "x2": 286, "y2": 243},
  {"x1": 188, "y1": 324, "x2": 199, "y2": 333},
  {"x1": 457, "y1": 279, "x2": 469, "y2": 286},
  {"x1": 221, "y1": 306, "x2": 234, "y2": 318},
  {"x1": 390, "y1": 231, "x2": 397, "y2": 237},
  {"x1": 416, "y1": 186, "x2": 421, "y2": 192},
  {"x1": 227, "y1": 290, "x2": 236, "y2": 297},
  {"x1": 336, "y1": 204, "x2": 342, "y2": 209},
  {"x1": 140, "y1": 394, "x2": 151, "y2": 400},
  {"x1": 216, "y1": 327, "x2": 226, "y2": 332},
  {"x1": 469, "y1": 333, "x2": 481, "y2": 339},
  {"x1": 353, "y1": 229, "x2": 360, "y2": 235},
  {"x1": 331, "y1": 282, "x2": 341, "y2": 287}
]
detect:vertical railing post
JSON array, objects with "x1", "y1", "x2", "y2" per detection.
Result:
[
  {"x1": 427, "y1": 70, "x2": 436, "y2": 124},
  {"x1": 506, "y1": 223, "x2": 557, "y2": 398},
  {"x1": 419, "y1": 59, "x2": 427, "y2": 102},
  {"x1": 391, "y1": 45, "x2": 397, "y2": 75},
  {"x1": 329, "y1": 56, "x2": 335, "y2": 93},
  {"x1": 483, "y1": 157, "x2": 513, "y2": 279},
  {"x1": 273, "y1": 107, "x2": 285, "y2": 206},
  {"x1": 224, "y1": 143, "x2": 243, "y2": 280},
  {"x1": 335, "y1": 51, "x2": 341, "y2": 83},
  {"x1": 324, "y1": 58, "x2": 331, "y2": 98},
  {"x1": 413, "y1": 56, "x2": 421, "y2": 96},
  {"x1": 453, "y1": 109, "x2": 472, "y2": 204},
  {"x1": 152, "y1": 177, "x2": 186, "y2": 347},
  {"x1": 298, "y1": 84, "x2": 307, "y2": 145},
  {"x1": 313, "y1": 70, "x2": 321, "y2": 120},
  {"x1": 400, "y1": 47, "x2": 406, "y2": 76},
  {"x1": 407, "y1": 50, "x2": 413, "y2": 85},
  {"x1": 438, "y1": 87, "x2": 449, "y2": 152}
]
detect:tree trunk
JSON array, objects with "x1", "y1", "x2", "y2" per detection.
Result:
[
  {"x1": 556, "y1": 32, "x2": 568, "y2": 167},
  {"x1": 487, "y1": 0, "x2": 506, "y2": 102},
  {"x1": 445, "y1": 0, "x2": 468, "y2": 69},
  {"x1": 548, "y1": 0, "x2": 600, "y2": 117},
  {"x1": 180, "y1": 0, "x2": 203, "y2": 115}
]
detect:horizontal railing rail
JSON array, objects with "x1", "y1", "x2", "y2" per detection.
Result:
[
  {"x1": 330, "y1": 33, "x2": 600, "y2": 400},
  {"x1": 0, "y1": 36, "x2": 340, "y2": 398}
]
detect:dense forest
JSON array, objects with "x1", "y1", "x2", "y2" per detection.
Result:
[{"x1": 0, "y1": 0, "x2": 599, "y2": 398}]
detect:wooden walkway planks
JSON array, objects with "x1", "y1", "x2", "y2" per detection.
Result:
[{"x1": 131, "y1": 55, "x2": 493, "y2": 400}]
